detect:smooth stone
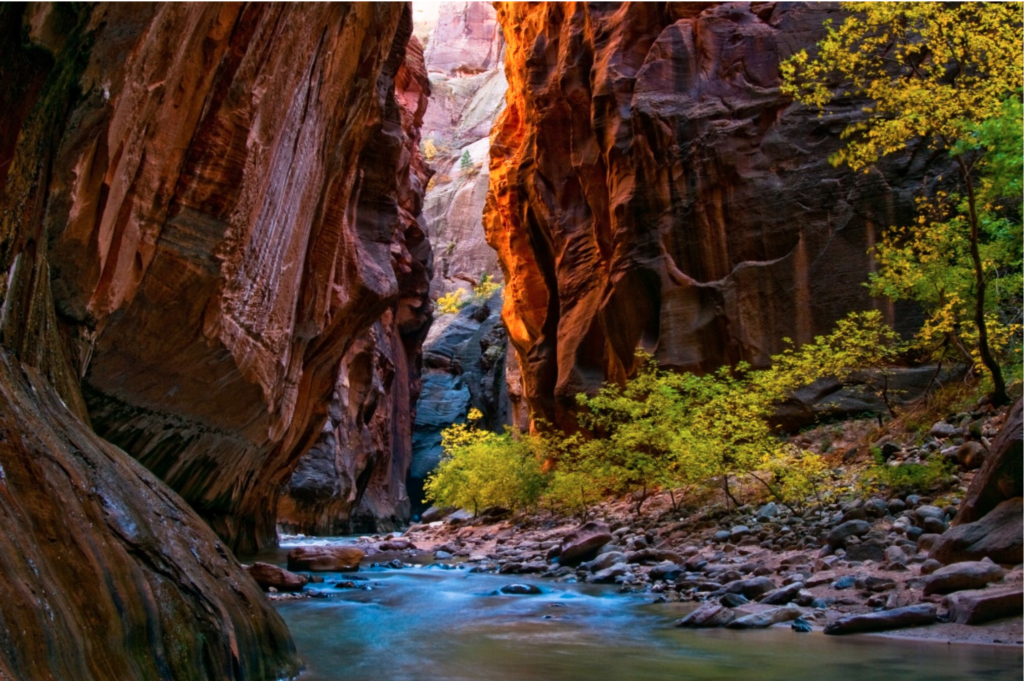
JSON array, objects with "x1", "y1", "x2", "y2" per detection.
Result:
[
  {"x1": 674, "y1": 602, "x2": 736, "y2": 628},
  {"x1": 721, "y1": 576, "x2": 776, "y2": 599},
  {"x1": 826, "y1": 520, "x2": 870, "y2": 549},
  {"x1": 245, "y1": 562, "x2": 308, "y2": 593},
  {"x1": 726, "y1": 604, "x2": 803, "y2": 629},
  {"x1": 944, "y1": 586, "x2": 1024, "y2": 624},
  {"x1": 559, "y1": 522, "x2": 613, "y2": 566},
  {"x1": 759, "y1": 581, "x2": 804, "y2": 606},
  {"x1": 922, "y1": 560, "x2": 1005, "y2": 595},
  {"x1": 287, "y1": 546, "x2": 365, "y2": 572},
  {"x1": 931, "y1": 498, "x2": 1023, "y2": 565},
  {"x1": 824, "y1": 604, "x2": 937, "y2": 635},
  {"x1": 500, "y1": 584, "x2": 542, "y2": 595}
]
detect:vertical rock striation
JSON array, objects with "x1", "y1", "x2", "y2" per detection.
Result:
[
  {"x1": 0, "y1": 1, "x2": 421, "y2": 553},
  {"x1": 277, "y1": 35, "x2": 435, "y2": 536},
  {"x1": 486, "y1": 2, "x2": 939, "y2": 429},
  {"x1": 0, "y1": 1, "x2": 428, "y2": 674}
]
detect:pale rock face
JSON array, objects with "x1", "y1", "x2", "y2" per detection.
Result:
[{"x1": 420, "y1": 1, "x2": 508, "y2": 299}]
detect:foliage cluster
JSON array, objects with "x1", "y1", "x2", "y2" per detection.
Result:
[
  {"x1": 781, "y1": 2, "x2": 1023, "y2": 404},
  {"x1": 435, "y1": 275, "x2": 503, "y2": 315},
  {"x1": 860, "y1": 450, "x2": 952, "y2": 497},
  {"x1": 425, "y1": 311, "x2": 902, "y2": 518}
]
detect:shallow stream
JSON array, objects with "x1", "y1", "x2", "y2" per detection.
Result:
[{"x1": 256, "y1": 538, "x2": 1021, "y2": 681}]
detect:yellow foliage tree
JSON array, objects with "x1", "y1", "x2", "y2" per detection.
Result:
[{"x1": 781, "y1": 2, "x2": 1023, "y2": 404}]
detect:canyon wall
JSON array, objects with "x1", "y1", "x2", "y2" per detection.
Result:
[
  {"x1": 0, "y1": 1, "x2": 424, "y2": 555},
  {"x1": 277, "y1": 36, "x2": 434, "y2": 536},
  {"x1": 487, "y1": 1, "x2": 935, "y2": 429},
  {"x1": 0, "y1": 1, "x2": 426, "y2": 674}
]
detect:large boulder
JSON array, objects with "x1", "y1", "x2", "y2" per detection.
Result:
[
  {"x1": 944, "y1": 587, "x2": 1024, "y2": 625},
  {"x1": 286, "y1": 546, "x2": 366, "y2": 572},
  {"x1": 955, "y1": 400, "x2": 1022, "y2": 525},
  {"x1": 558, "y1": 522, "x2": 613, "y2": 566},
  {"x1": 930, "y1": 498, "x2": 1023, "y2": 565},
  {"x1": 245, "y1": 563, "x2": 309, "y2": 593},
  {"x1": 922, "y1": 561, "x2": 1005, "y2": 596}
]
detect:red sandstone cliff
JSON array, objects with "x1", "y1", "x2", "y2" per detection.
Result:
[
  {"x1": 0, "y1": 1, "x2": 421, "y2": 555},
  {"x1": 486, "y1": 2, "x2": 937, "y2": 428},
  {"x1": 277, "y1": 36, "x2": 435, "y2": 535},
  {"x1": 0, "y1": 2, "x2": 421, "y2": 676}
]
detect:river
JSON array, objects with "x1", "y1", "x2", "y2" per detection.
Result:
[{"x1": 256, "y1": 538, "x2": 1021, "y2": 681}]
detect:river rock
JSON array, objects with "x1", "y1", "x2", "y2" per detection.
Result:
[
  {"x1": 422, "y1": 506, "x2": 456, "y2": 523},
  {"x1": 591, "y1": 563, "x2": 630, "y2": 584},
  {"x1": 759, "y1": 582, "x2": 804, "y2": 605},
  {"x1": 956, "y1": 441, "x2": 987, "y2": 470},
  {"x1": 287, "y1": 546, "x2": 365, "y2": 572},
  {"x1": 559, "y1": 522, "x2": 613, "y2": 565},
  {"x1": 944, "y1": 587, "x2": 1024, "y2": 625},
  {"x1": 827, "y1": 521, "x2": 871, "y2": 549},
  {"x1": 922, "y1": 561, "x2": 1005, "y2": 595},
  {"x1": 844, "y1": 541, "x2": 886, "y2": 562},
  {"x1": 722, "y1": 577, "x2": 777, "y2": 599},
  {"x1": 582, "y1": 551, "x2": 627, "y2": 573},
  {"x1": 720, "y1": 593, "x2": 750, "y2": 608},
  {"x1": 628, "y1": 548, "x2": 683, "y2": 565},
  {"x1": 674, "y1": 603, "x2": 736, "y2": 628},
  {"x1": 245, "y1": 563, "x2": 309, "y2": 593},
  {"x1": 824, "y1": 604, "x2": 938, "y2": 635},
  {"x1": 931, "y1": 498, "x2": 1023, "y2": 565},
  {"x1": 500, "y1": 584, "x2": 542, "y2": 595},
  {"x1": 930, "y1": 421, "x2": 960, "y2": 438},
  {"x1": 727, "y1": 604, "x2": 803, "y2": 629},
  {"x1": 649, "y1": 561, "x2": 685, "y2": 581}
]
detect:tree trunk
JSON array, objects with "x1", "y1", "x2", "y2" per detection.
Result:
[{"x1": 957, "y1": 156, "x2": 1009, "y2": 405}]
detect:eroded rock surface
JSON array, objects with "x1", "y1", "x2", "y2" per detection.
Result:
[
  {"x1": 486, "y1": 2, "x2": 941, "y2": 428},
  {"x1": 277, "y1": 34, "x2": 434, "y2": 537},
  {"x1": 0, "y1": 2, "x2": 426, "y2": 553},
  {"x1": 0, "y1": 350, "x2": 297, "y2": 679}
]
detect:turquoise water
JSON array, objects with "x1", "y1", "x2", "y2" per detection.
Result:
[{"x1": 261, "y1": 539, "x2": 1021, "y2": 681}]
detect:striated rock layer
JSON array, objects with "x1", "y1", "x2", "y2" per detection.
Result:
[
  {"x1": 486, "y1": 2, "x2": 937, "y2": 428},
  {"x1": 0, "y1": 349, "x2": 297, "y2": 680},
  {"x1": 0, "y1": 2, "x2": 426, "y2": 553},
  {"x1": 277, "y1": 36, "x2": 435, "y2": 535}
]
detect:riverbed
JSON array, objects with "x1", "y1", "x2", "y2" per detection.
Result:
[{"x1": 257, "y1": 538, "x2": 1022, "y2": 681}]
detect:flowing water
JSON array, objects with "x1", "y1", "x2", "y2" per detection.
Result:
[{"x1": 258, "y1": 538, "x2": 1021, "y2": 681}]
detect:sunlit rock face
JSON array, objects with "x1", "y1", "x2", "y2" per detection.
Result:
[
  {"x1": 0, "y1": 1, "x2": 421, "y2": 556},
  {"x1": 277, "y1": 37, "x2": 434, "y2": 536},
  {"x1": 486, "y1": 2, "x2": 936, "y2": 429},
  {"x1": 420, "y1": 1, "x2": 507, "y2": 299}
]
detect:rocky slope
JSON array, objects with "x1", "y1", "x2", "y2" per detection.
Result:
[
  {"x1": 486, "y1": 2, "x2": 941, "y2": 429},
  {"x1": 277, "y1": 36, "x2": 434, "y2": 536},
  {"x1": 0, "y1": 2, "x2": 422, "y2": 554}
]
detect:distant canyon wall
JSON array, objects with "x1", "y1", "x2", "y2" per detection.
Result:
[{"x1": 486, "y1": 1, "x2": 936, "y2": 429}]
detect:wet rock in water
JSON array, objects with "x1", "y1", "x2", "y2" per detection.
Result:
[
  {"x1": 591, "y1": 563, "x2": 630, "y2": 584},
  {"x1": 791, "y1": 618, "x2": 813, "y2": 633},
  {"x1": 759, "y1": 582, "x2": 804, "y2": 606},
  {"x1": 722, "y1": 576, "x2": 777, "y2": 599},
  {"x1": 434, "y1": 550, "x2": 453, "y2": 560},
  {"x1": 824, "y1": 604, "x2": 938, "y2": 635},
  {"x1": 720, "y1": 593, "x2": 750, "y2": 608},
  {"x1": 827, "y1": 521, "x2": 871, "y2": 549},
  {"x1": 245, "y1": 563, "x2": 309, "y2": 593},
  {"x1": 559, "y1": 522, "x2": 613, "y2": 566},
  {"x1": 922, "y1": 561, "x2": 1005, "y2": 596},
  {"x1": 675, "y1": 603, "x2": 736, "y2": 628},
  {"x1": 944, "y1": 587, "x2": 1024, "y2": 625},
  {"x1": 931, "y1": 498, "x2": 1023, "y2": 565},
  {"x1": 500, "y1": 584, "x2": 542, "y2": 595},
  {"x1": 727, "y1": 604, "x2": 803, "y2": 629},
  {"x1": 287, "y1": 546, "x2": 365, "y2": 572}
]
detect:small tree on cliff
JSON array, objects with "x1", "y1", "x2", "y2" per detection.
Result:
[{"x1": 781, "y1": 2, "x2": 1023, "y2": 405}]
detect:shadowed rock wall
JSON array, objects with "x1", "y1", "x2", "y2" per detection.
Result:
[
  {"x1": 277, "y1": 36, "x2": 434, "y2": 536},
  {"x1": 0, "y1": 1, "x2": 420, "y2": 554},
  {"x1": 486, "y1": 1, "x2": 936, "y2": 429}
]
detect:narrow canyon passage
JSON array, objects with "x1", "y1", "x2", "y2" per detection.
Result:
[{"x1": 0, "y1": 2, "x2": 1020, "y2": 680}]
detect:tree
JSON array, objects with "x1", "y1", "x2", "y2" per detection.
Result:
[
  {"x1": 781, "y1": 2, "x2": 1023, "y2": 405},
  {"x1": 460, "y1": 149, "x2": 473, "y2": 172}
]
